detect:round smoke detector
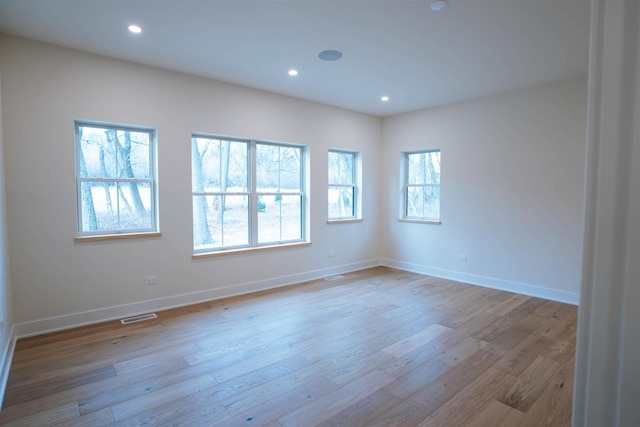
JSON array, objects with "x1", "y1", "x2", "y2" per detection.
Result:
[{"x1": 318, "y1": 50, "x2": 343, "y2": 61}]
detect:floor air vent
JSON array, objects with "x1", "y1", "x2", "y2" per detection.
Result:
[
  {"x1": 324, "y1": 275, "x2": 345, "y2": 281},
  {"x1": 120, "y1": 313, "x2": 158, "y2": 325}
]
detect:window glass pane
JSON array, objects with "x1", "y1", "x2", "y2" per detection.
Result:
[
  {"x1": 329, "y1": 151, "x2": 354, "y2": 185},
  {"x1": 193, "y1": 195, "x2": 216, "y2": 248},
  {"x1": 80, "y1": 181, "x2": 152, "y2": 232},
  {"x1": 220, "y1": 195, "x2": 250, "y2": 246},
  {"x1": 78, "y1": 126, "x2": 116, "y2": 178},
  {"x1": 328, "y1": 186, "x2": 354, "y2": 218},
  {"x1": 80, "y1": 181, "x2": 115, "y2": 232},
  {"x1": 192, "y1": 138, "x2": 248, "y2": 193},
  {"x1": 118, "y1": 182, "x2": 152, "y2": 229},
  {"x1": 258, "y1": 194, "x2": 301, "y2": 243},
  {"x1": 119, "y1": 130, "x2": 150, "y2": 179},
  {"x1": 193, "y1": 195, "x2": 249, "y2": 250},
  {"x1": 256, "y1": 144, "x2": 301, "y2": 193},
  {"x1": 406, "y1": 185, "x2": 440, "y2": 219},
  {"x1": 408, "y1": 151, "x2": 440, "y2": 185}
]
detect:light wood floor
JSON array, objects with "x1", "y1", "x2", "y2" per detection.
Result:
[{"x1": 0, "y1": 267, "x2": 577, "y2": 426}]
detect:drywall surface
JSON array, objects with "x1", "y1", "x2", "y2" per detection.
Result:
[
  {"x1": 0, "y1": 35, "x2": 382, "y2": 330},
  {"x1": 381, "y1": 77, "x2": 587, "y2": 302}
]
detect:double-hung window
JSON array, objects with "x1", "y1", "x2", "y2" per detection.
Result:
[
  {"x1": 75, "y1": 121, "x2": 158, "y2": 237},
  {"x1": 328, "y1": 149, "x2": 358, "y2": 220},
  {"x1": 403, "y1": 149, "x2": 441, "y2": 222},
  {"x1": 191, "y1": 135, "x2": 305, "y2": 253}
]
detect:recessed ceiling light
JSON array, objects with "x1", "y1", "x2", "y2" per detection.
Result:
[
  {"x1": 128, "y1": 25, "x2": 142, "y2": 34},
  {"x1": 430, "y1": 0, "x2": 449, "y2": 11},
  {"x1": 318, "y1": 50, "x2": 343, "y2": 61},
  {"x1": 381, "y1": 96, "x2": 389, "y2": 102},
  {"x1": 288, "y1": 69, "x2": 299, "y2": 76}
]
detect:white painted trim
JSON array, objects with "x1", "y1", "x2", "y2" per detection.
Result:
[
  {"x1": 381, "y1": 258, "x2": 579, "y2": 305},
  {"x1": 13, "y1": 259, "x2": 380, "y2": 338},
  {"x1": 574, "y1": 1, "x2": 640, "y2": 426},
  {"x1": 0, "y1": 325, "x2": 17, "y2": 409}
]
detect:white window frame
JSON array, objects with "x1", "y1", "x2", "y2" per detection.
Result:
[
  {"x1": 192, "y1": 134, "x2": 307, "y2": 255},
  {"x1": 328, "y1": 149, "x2": 361, "y2": 222},
  {"x1": 75, "y1": 121, "x2": 158, "y2": 238},
  {"x1": 401, "y1": 149, "x2": 441, "y2": 224}
]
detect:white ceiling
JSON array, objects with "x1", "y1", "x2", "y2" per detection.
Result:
[{"x1": 0, "y1": 0, "x2": 591, "y2": 117}]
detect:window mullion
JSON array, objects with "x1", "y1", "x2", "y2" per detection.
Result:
[{"x1": 250, "y1": 141, "x2": 258, "y2": 246}]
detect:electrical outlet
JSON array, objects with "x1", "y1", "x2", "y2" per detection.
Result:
[
  {"x1": 457, "y1": 255, "x2": 468, "y2": 262},
  {"x1": 328, "y1": 250, "x2": 335, "y2": 257},
  {"x1": 144, "y1": 275, "x2": 157, "y2": 285}
]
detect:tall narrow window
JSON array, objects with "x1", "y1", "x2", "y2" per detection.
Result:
[
  {"x1": 403, "y1": 149, "x2": 441, "y2": 222},
  {"x1": 192, "y1": 135, "x2": 305, "y2": 253},
  {"x1": 75, "y1": 122, "x2": 157, "y2": 236},
  {"x1": 328, "y1": 150, "x2": 358, "y2": 220}
]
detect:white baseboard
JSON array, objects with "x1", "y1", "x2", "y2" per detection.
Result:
[
  {"x1": 0, "y1": 325, "x2": 16, "y2": 409},
  {"x1": 381, "y1": 258, "x2": 580, "y2": 305},
  {"x1": 13, "y1": 259, "x2": 381, "y2": 339}
]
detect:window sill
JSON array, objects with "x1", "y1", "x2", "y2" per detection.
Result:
[
  {"x1": 327, "y1": 218, "x2": 363, "y2": 224},
  {"x1": 74, "y1": 232, "x2": 162, "y2": 243},
  {"x1": 193, "y1": 241, "x2": 311, "y2": 259},
  {"x1": 398, "y1": 218, "x2": 442, "y2": 225}
]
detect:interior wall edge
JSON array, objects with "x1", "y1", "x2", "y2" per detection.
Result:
[{"x1": 381, "y1": 258, "x2": 580, "y2": 305}]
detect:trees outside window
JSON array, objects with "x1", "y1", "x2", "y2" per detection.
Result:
[
  {"x1": 191, "y1": 135, "x2": 305, "y2": 253},
  {"x1": 328, "y1": 150, "x2": 358, "y2": 220},
  {"x1": 76, "y1": 122, "x2": 157, "y2": 235},
  {"x1": 404, "y1": 150, "x2": 441, "y2": 221}
]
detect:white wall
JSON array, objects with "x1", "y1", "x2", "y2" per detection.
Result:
[
  {"x1": 0, "y1": 35, "x2": 382, "y2": 334},
  {"x1": 0, "y1": 48, "x2": 15, "y2": 403},
  {"x1": 381, "y1": 77, "x2": 587, "y2": 303}
]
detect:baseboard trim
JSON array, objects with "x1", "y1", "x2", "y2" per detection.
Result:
[
  {"x1": 13, "y1": 259, "x2": 381, "y2": 339},
  {"x1": 381, "y1": 258, "x2": 580, "y2": 305},
  {"x1": 0, "y1": 325, "x2": 16, "y2": 409}
]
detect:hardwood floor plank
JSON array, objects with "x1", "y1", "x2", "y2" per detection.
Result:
[
  {"x1": 56, "y1": 407, "x2": 114, "y2": 427},
  {"x1": 383, "y1": 359, "x2": 450, "y2": 400},
  {"x1": 461, "y1": 400, "x2": 525, "y2": 427},
  {"x1": 4, "y1": 365, "x2": 116, "y2": 408},
  {"x1": 116, "y1": 397, "x2": 228, "y2": 427},
  {"x1": 434, "y1": 336, "x2": 488, "y2": 367},
  {"x1": 1, "y1": 402, "x2": 79, "y2": 427},
  {"x1": 375, "y1": 350, "x2": 500, "y2": 426},
  {"x1": 487, "y1": 294, "x2": 532, "y2": 316},
  {"x1": 381, "y1": 323, "x2": 451, "y2": 358},
  {"x1": 518, "y1": 362, "x2": 574, "y2": 427},
  {"x1": 416, "y1": 367, "x2": 516, "y2": 426},
  {"x1": 497, "y1": 355, "x2": 563, "y2": 412},
  {"x1": 110, "y1": 374, "x2": 217, "y2": 421},
  {"x1": 315, "y1": 389, "x2": 403, "y2": 427},
  {"x1": 268, "y1": 370, "x2": 395, "y2": 426},
  {"x1": 214, "y1": 378, "x2": 339, "y2": 426},
  {"x1": 217, "y1": 355, "x2": 315, "y2": 415}
]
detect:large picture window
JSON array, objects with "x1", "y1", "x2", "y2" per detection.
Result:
[
  {"x1": 75, "y1": 122, "x2": 157, "y2": 236},
  {"x1": 403, "y1": 149, "x2": 441, "y2": 222},
  {"x1": 191, "y1": 135, "x2": 305, "y2": 253}
]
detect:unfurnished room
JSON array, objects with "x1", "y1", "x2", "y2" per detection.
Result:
[{"x1": 0, "y1": 0, "x2": 637, "y2": 426}]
